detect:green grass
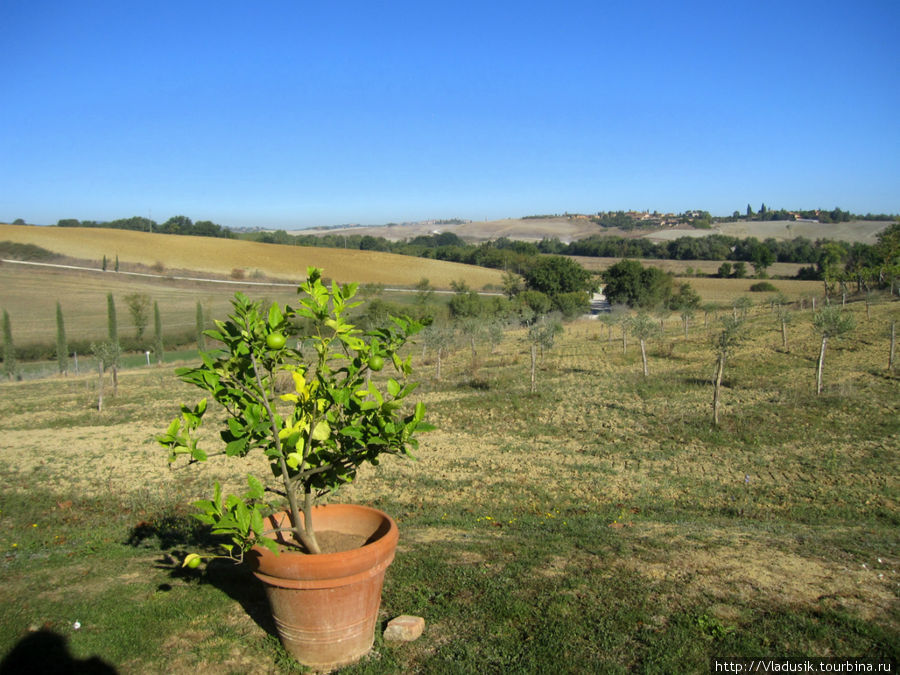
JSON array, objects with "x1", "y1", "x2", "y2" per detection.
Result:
[{"x1": 0, "y1": 296, "x2": 898, "y2": 673}]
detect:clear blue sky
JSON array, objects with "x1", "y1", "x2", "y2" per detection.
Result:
[{"x1": 2, "y1": 0, "x2": 898, "y2": 229}]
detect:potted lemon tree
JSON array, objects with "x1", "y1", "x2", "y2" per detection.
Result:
[{"x1": 157, "y1": 268, "x2": 432, "y2": 670}]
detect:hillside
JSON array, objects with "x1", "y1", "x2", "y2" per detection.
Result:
[
  {"x1": 296, "y1": 216, "x2": 893, "y2": 245},
  {"x1": 296, "y1": 216, "x2": 624, "y2": 243},
  {"x1": 0, "y1": 224, "x2": 505, "y2": 289},
  {"x1": 648, "y1": 219, "x2": 889, "y2": 245}
]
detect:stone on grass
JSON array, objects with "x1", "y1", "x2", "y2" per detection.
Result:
[{"x1": 383, "y1": 615, "x2": 425, "y2": 642}]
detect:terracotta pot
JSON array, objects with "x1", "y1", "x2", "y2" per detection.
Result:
[{"x1": 247, "y1": 504, "x2": 398, "y2": 671}]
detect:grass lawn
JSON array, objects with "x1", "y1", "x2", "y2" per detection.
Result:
[{"x1": 0, "y1": 295, "x2": 897, "y2": 673}]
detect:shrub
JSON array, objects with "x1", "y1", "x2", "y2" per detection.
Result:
[
  {"x1": 749, "y1": 281, "x2": 778, "y2": 293},
  {"x1": 552, "y1": 291, "x2": 590, "y2": 319},
  {"x1": 0, "y1": 241, "x2": 59, "y2": 261}
]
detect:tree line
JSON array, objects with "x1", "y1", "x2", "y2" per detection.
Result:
[
  {"x1": 39, "y1": 210, "x2": 898, "y2": 285},
  {"x1": 262, "y1": 225, "x2": 900, "y2": 287},
  {"x1": 56, "y1": 215, "x2": 235, "y2": 239},
  {"x1": 738, "y1": 204, "x2": 895, "y2": 223}
]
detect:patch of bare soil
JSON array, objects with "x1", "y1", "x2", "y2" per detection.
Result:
[{"x1": 310, "y1": 530, "x2": 369, "y2": 554}]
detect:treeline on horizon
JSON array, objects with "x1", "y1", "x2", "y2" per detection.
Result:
[
  {"x1": 56, "y1": 215, "x2": 236, "y2": 239},
  {"x1": 525, "y1": 205, "x2": 896, "y2": 230},
  {"x1": 256, "y1": 229, "x2": 892, "y2": 281},
  {"x1": 39, "y1": 209, "x2": 900, "y2": 282}
]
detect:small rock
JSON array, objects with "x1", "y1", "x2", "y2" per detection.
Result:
[{"x1": 384, "y1": 615, "x2": 425, "y2": 642}]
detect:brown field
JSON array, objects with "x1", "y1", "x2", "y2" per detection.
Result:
[
  {"x1": 678, "y1": 276, "x2": 824, "y2": 304},
  {"x1": 0, "y1": 224, "x2": 505, "y2": 289}
]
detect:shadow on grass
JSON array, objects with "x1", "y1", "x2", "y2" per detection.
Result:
[
  {"x1": 0, "y1": 629, "x2": 117, "y2": 674},
  {"x1": 125, "y1": 512, "x2": 277, "y2": 639}
]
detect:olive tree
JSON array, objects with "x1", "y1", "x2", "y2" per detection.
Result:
[
  {"x1": 91, "y1": 340, "x2": 120, "y2": 409},
  {"x1": 812, "y1": 307, "x2": 855, "y2": 395},
  {"x1": 527, "y1": 315, "x2": 563, "y2": 393},
  {"x1": 425, "y1": 322, "x2": 456, "y2": 381},
  {"x1": 629, "y1": 313, "x2": 661, "y2": 377},
  {"x1": 711, "y1": 316, "x2": 745, "y2": 426}
]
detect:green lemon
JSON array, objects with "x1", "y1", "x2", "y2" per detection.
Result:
[
  {"x1": 368, "y1": 355, "x2": 384, "y2": 371},
  {"x1": 183, "y1": 553, "x2": 202, "y2": 569},
  {"x1": 266, "y1": 333, "x2": 286, "y2": 349}
]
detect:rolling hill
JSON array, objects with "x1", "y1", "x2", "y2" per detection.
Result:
[
  {"x1": 296, "y1": 216, "x2": 893, "y2": 245},
  {"x1": 0, "y1": 224, "x2": 505, "y2": 289}
]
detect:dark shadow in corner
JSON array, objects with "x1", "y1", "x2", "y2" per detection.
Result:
[
  {"x1": 0, "y1": 629, "x2": 118, "y2": 675},
  {"x1": 125, "y1": 513, "x2": 277, "y2": 639}
]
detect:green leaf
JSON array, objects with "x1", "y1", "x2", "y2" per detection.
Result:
[
  {"x1": 246, "y1": 474, "x2": 265, "y2": 499},
  {"x1": 256, "y1": 536, "x2": 279, "y2": 554},
  {"x1": 387, "y1": 378, "x2": 401, "y2": 398},
  {"x1": 225, "y1": 436, "x2": 248, "y2": 456},
  {"x1": 340, "y1": 425, "x2": 363, "y2": 439},
  {"x1": 311, "y1": 420, "x2": 331, "y2": 441},
  {"x1": 268, "y1": 303, "x2": 284, "y2": 328},
  {"x1": 234, "y1": 500, "x2": 250, "y2": 534},
  {"x1": 192, "y1": 499, "x2": 217, "y2": 514},
  {"x1": 250, "y1": 507, "x2": 264, "y2": 536}
]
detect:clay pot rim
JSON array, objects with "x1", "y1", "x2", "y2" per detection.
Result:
[{"x1": 249, "y1": 503, "x2": 399, "y2": 587}]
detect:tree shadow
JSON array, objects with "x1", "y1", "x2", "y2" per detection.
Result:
[
  {"x1": 125, "y1": 513, "x2": 277, "y2": 639},
  {"x1": 0, "y1": 629, "x2": 117, "y2": 674}
]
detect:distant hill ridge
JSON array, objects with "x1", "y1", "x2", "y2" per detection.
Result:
[
  {"x1": 294, "y1": 216, "x2": 893, "y2": 246},
  {"x1": 0, "y1": 224, "x2": 506, "y2": 289}
]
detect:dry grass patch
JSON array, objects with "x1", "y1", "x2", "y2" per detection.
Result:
[{"x1": 618, "y1": 525, "x2": 898, "y2": 622}]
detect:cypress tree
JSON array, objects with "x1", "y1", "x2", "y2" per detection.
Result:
[
  {"x1": 153, "y1": 301, "x2": 163, "y2": 365},
  {"x1": 2, "y1": 309, "x2": 16, "y2": 380},
  {"x1": 106, "y1": 293, "x2": 120, "y2": 394},
  {"x1": 196, "y1": 301, "x2": 206, "y2": 350},
  {"x1": 56, "y1": 301, "x2": 68, "y2": 375},
  {"x1": 107, "y1": 293, "x2": 118, "y2": 343}
]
